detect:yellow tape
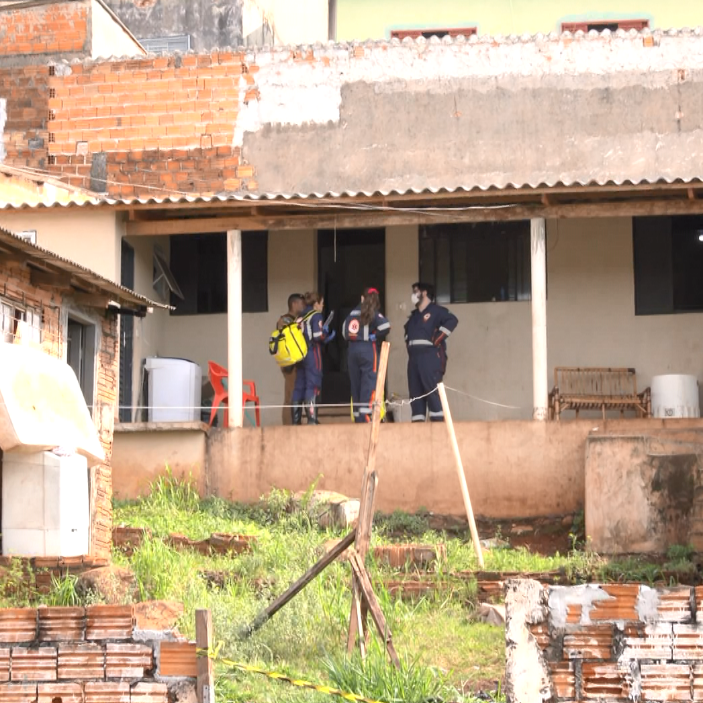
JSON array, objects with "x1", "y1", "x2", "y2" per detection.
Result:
[{"x1": 197, "y1": 648, "x2": 387, "y2": 703}]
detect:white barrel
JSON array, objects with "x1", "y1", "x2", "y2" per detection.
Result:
[{"x1": 651, "y1": 374, "x2": 700, "y2": 418}]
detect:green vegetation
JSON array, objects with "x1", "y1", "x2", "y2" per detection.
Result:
[{"x1": 1, "y1": 471, "x2": 693, "y2": 703}]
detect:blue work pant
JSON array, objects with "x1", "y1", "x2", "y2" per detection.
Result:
[
  {"x1": 407, "y1": 347, "x2": 445, "y2": 422},
  {"x1": 348, "y1": 342, "x2": 378, "y2": 423},
  {"x1": 292, "y1": 345, "x2": 322, "y2": 404}
]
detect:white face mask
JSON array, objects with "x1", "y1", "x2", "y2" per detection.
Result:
[{"x1": 411, "y1": 292, "x2": 421, "y2": 306}]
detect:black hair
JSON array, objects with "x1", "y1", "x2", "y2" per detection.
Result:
[
  {"x1": 287, "y1": 293, "x2": 304, "y2": 311},
  {"x1": 412, "y1": 282, "x2": 435, "y2": 301}
]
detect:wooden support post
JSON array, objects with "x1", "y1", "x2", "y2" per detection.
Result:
[
  {"x1": 227, "y1": 229, "x2": 243, "y2": 428},
  {"x1": 347, "y1": 342, "x2": 390, "y2": 654},
  {"x1": 196, "y1": 609, "x2": 214, "y2": 703},
  {"x1": 531, "y1": 217, "x2": 549, "y2": 422},
  {"x1": 349, "y1": 551, "x2": 400, "y2": 669},
  {"x1": 240, "y1": 529, "x2": 356, "y2": 638},
  {"x1": 437, "y1": 383, "x2": 484, "y2": 568}
]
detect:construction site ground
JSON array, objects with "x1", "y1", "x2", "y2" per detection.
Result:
[{"x1": 2, "y1": 475, "x2": 697, "y2": 703}]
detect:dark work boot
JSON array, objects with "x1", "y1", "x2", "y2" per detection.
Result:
[
  {"x1": 304, "y1": 398, "x2": 320, "y2": 425},
  {"x1": 292, "y1": 403, "x2": 303, "y2": 426}
]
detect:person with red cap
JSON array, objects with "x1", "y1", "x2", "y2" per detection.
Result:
[{"x1": 342, "y1": 288, "x2": 391, "y2": 423}]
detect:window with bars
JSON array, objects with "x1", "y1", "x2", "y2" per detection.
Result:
[
  {"x1": 0, "y1": 300, "x2": 42, "y2": 344},
  {"x1": 419, "y1": 221, "x2": 532, "y2": 304}
]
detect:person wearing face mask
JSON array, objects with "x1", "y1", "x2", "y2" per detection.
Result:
[
  {"x1": 291, "y1": 291, "x2": 335, "y2": 425},
  {"x1": 343, "y1": 287, "x2": 391, "y2": 423},
  {"x1": 404, "y1": 282, "x2": 458, "y2": 422}
]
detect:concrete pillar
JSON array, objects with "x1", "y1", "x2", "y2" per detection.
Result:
[
  {"x1": 531, "y1": 218, "x2": 548, "y2": 421},
  {"x1": 227, "y1": 230, "x2": 243, "y2": 428}
]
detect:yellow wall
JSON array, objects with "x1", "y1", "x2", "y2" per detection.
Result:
[{"x1": 337, "y1": 0, "x2": 703, "y2": 41}]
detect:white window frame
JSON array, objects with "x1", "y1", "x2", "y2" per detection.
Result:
[{"x1": 0, "y1": 297, "x2": 42, "y2": 345}]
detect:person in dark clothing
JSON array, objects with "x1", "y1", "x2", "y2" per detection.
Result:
[
  {"x1": 291, "y1": 291, "x2": 335, "y2": 425},
  {"x1": 277, "y1": 293, "x2": 305, "y2": 426},
  {"x1": 343, "y1": 288, "x2": 391, "y2": 423},
  {"x1": 404, "y1": 282, "x2": 458, "y2": 422}
]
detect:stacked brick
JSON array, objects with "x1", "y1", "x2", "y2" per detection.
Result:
[
  {"x1": 44, "y1": 53, "x2": 256, "y2": 197},
  {"x1": 0, "y1": 605, "x2": 197, "y2": 703},
  {"x1": 507, "y1": 580, "x2": 703, "y2": 703},
  {"x1": 0, "y1": 2, "x2": 89, "y2": 58}
]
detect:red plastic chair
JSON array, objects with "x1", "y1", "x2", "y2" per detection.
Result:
[{"x1": 207, "y1": 361, "x2": 261, "y2": 427}]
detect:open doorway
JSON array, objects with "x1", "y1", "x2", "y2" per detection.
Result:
[{"x1": 317, "y1": 228, "x2": 386, "y2": 410}]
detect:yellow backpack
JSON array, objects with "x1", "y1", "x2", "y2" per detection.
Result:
[{"x1": 268, "y1": 311, "x2": 314, "y2": 368}]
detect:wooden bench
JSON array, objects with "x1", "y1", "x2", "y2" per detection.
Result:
[{"x1": 549, "y1": 367, "x2": 651, "y2": 420}]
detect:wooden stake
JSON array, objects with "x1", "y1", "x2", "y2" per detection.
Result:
[
  {"x1": 347, "y1": 342, "x2": 390, "y2": 653},
  {"x1": 196, "y1": 609, "x2": 214, "y2": 703},
  {"x1": 437, "y1": 383, "x2": 484, "y2": 568},
  {"x1": 240, "y1": 529, "x2": 356, "y2": 638},
  {"x1": 349, "y1": 551, "x2": 400, "y2": 669}
]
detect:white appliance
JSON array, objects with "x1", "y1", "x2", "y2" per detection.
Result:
[
  {"x1": 145, "y1": 357, "x2": 202, "y2": 422},
  {"x1": 651, "y1": 374, "x2": 701, "y2": 418},
  {"x1": 2, "y1": 450, "x2": 90, "y2": 557}
]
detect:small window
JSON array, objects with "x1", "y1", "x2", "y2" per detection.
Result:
[
  {"x1": 0, "y1": 300, "x2": 42, "y2": 344},
  {"x1": 138, "y1": 34, "x2": 191, "y2": 54},
  {"x1": 562, "y1": 19, "x2": 649, "y2": 33},
  {"x1": 390, "y1": 27, "x2": 477, "y2": 40},
  {"x1": 420, "y1": 222, "x2": 531, "y2": 304},
  {"x1": 633, "y1": 216, "x2": 703, "y2": 315},
  {"x1": 67, "y1": 317, "x2": 97, "y2": 410},
  {"x1": 169, "y1": 232, "x2": 268, "y2": 315}
]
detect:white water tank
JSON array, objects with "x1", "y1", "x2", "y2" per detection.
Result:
[
  {"x1": 651, "y1": 374, "x2": 700, "y2": 418},
  {"x1": 2, "y1": 450, "x2": 90, "y2": 557},
  {"x1": 145, "y1": 357, "x2": 202, "y2": 422}
]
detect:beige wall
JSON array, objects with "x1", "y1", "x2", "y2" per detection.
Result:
[
  {"x1": 112, "y1": 424, "x2": 207, "y2": 499},
  {"x1": 160, "y1": 229, "x2": 316, "y2": 425},
  {"x1": 242, "y1": 0, "x2": 329, "y2": 45},
  {"x1": 90, "y1": 0, "x2": 146, "y2": 59},
  {"x1": 0, "y1": 208, "x2": 121, "y2": 282}
]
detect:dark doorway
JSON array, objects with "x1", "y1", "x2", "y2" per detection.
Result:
[
  {"x1": 119, "y1": 240, "x2": 135, "y2": 423},
  {"x1": 317, "y1": 228, "x2": 386, "y2": 408}
]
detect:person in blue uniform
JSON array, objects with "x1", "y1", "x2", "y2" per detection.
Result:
[
  {"x1": 292, "y1": 291, "x2": 335, "y2": 425},
  {"x1": 343, "y1": 288, "x2": 391, "y2": 423},
  {"x1": 404, "y1": 282, "x2": 458, "y2": 422}
]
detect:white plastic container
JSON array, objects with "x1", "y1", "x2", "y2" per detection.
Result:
[
  {"x1": 145, "y1": 357, "x2": 202, "y2": 422},
  {"x1": 2, "y1": 450, "x2": 90, "y2": 557},
  {"x1": 651, "y1": 374, "x2": 700, "y2": 418}
]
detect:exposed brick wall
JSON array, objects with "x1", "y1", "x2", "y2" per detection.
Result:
[
  {"x1": 0, "y1": 65, "x2": 50, "y2": 171},
  {"x1": 43, "y1": 53, "x2": 255, "y2": 197},
  {"x1": 0, "y1": 604, "x2": 197, "y2": 703},
  {"x1": 0, "y1": 260, "x2": 116, "y2": 561},
  {"x1": 0, "y1": 2, "x2": 89, "y2": 59},
  {"x1": 506, "y1": 580, "x2": 703, "y2": 703}
]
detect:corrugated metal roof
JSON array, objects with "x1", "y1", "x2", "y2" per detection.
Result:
[
  {"x1": 0, "y1": 177, "x2": 702, "y2": 211},
  {"x1": 0, "y1": 224, "x2": 168, "y2": 311}
]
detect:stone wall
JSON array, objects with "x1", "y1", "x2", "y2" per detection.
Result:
[
  {"x1": 0, "y1": 604, "x2": 197, "y2": 703},
  {"x1": 506, "y1": 580, "x2": 703, "y2": 703}
]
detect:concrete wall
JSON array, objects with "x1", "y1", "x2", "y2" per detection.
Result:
[
  {"x1": 90, "y1": 0, "x2": 145, "y2": 59},
  {"x1": 0, "y1": 208, "x2": 121, "y2": 282},
  {"x1": 337, "y1": 0, "x2": 703, "y2": 40},
  {"x1": 112, "y1": 423, "x2": 208, "y2": 499}
]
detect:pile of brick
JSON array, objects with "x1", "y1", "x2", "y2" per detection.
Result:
[
  {"x1": 0, "y1": 604, "x2": 197, "y2": 703},
  {"x1": 112, "y1": 526, "x2": 255, "y2": 557},
  {"x1": 506, "y1": 580, "x2": 703, "y2": 703}
]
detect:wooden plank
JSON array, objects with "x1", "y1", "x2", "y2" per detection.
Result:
[
  {"x1": 240, "y1": 530, "x2": 356, "y2": 638},
  {"x1": 29, "y1": 269, "x2": 72, "y2": 290},
  {"x1": 124, "y1": 198, "x2": 703, "y2": 235},
  {"x1": 195, "y1": 610, "x2": 213, "y2": 703},
  {"x1": 347, "y1": 342, "x2": 390, "y2": 653},
  {"x1": 437, "y1": 383, "x2": 484, "y2": 568},
  {"x1": 349, "y1": 551, "x2": 400, "y2": 669}
]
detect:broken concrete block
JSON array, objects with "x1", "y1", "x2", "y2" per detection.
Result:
[
  {"x1": 504, "y1": 579, "x2": 553, "y2": 703},
  {"x1": 292, "y1": 490, "x2": 360, "y2": 529},
  {"x1": 477, "y1": 603, "x2": 506, "y2": 626}
]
